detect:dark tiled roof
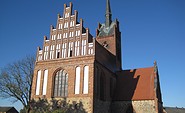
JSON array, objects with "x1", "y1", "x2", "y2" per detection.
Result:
[
  {"x1": 164, "y1": 107, "x2": 185, "y2": 113},
  {"x1": 114, "y1": 67, "x2": 155, "y2": 100},
  {"x1": 97, "y1": 22, "x2": 116, "y2": 37},
  {"x1": 0, "y1": 107, "x2": 18, "y2": 113},
  {"x1": 0, "y1": 107, "x2": 12, "y2": 112}
]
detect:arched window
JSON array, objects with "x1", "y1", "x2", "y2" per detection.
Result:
[
  {"x1": 100, "y1": 71, "x2": 105, "y2": 100},
  {"x1": 95, "y1": 67, "x2": 99, "y2": 98},
  {"x1": 75, "y1": 66, "x2": 80, "y2": 94},
  {"x1": 83, "y1": 66, "x2": 89, "y2": 94},
  {"x1": 54, "y1": 70, "x2": 68, "y2": 97},
  {"x1": 42, "y1": 70, "x2": 48, "y2": 95},
  {"x1": 36, "y1": 70, "x2": 41, "y2": 95}
]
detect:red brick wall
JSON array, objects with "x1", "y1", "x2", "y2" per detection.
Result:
[{"x1": 31, "y1": 55, "x2": 95, "y2": 99}]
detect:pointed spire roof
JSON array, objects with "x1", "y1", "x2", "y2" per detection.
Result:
[
  {"x1": 105, "y1": 0, "x2": 112, "y2": 28},
  {"x1": 106, "y1": 0, "x2": 111, "y2": 15},
  {"x1": 97, "y1": 0, "x2": 119, "y2": 37}
]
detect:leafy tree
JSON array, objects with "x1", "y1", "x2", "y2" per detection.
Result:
[
  {"x1": 29, "y1": 98, "x2": 51, "y2": 113},
  {"x1": 0, "y1": 56, "x2": 35, "y2": 113},
  {"x1": 21, "y1": 98, "x2": 87, "y2": 113}
]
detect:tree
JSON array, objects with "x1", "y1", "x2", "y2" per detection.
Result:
[
  {"x1": 0, "y1": 56, "x2": 35, "y2": 113},
  {"x1": 23, "y1": 98, "x2": 87, "y2": 113}
]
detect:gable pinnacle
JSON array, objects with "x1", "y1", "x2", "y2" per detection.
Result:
[
  {"x1": 105, "y1": 0, "x2": 112, "y2": 28},
  {"x1": 154, "y1": 61, "x2": 158, "y2": 73}
]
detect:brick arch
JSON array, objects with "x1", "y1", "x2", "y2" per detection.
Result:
[
  {"x1": 52, "y1": 67, "x2": 65, "y2": 76},
  {"x1": 82, "y1": 65, "x2": 89, "y2": 68}
]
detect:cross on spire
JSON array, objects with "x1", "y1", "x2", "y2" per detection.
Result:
[{"x1": 105, "y1": 0, "x2": 112, "y2": 28}]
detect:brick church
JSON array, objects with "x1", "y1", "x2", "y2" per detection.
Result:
[{"x1": 31, "y1": 0, "x2": 164, "y2": 112}]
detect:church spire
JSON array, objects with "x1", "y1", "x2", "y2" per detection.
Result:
[{"x1": 105, "y1": 0, "x2": 112, "y2": 28}]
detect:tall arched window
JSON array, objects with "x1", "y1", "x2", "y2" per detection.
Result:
[
  {"x1": 42, "y1": 70, "x2": 48, "y2": 95},
  {"x1": 75, "y1": 66, "x2": 80, "y2": 94},
  {"x1": 100, "y1": 71, "x2": 105, "y2": 100},
  {"x1": 54, "y1": 70, "x2": 68, "y2": 97},
  {"x1": 83, "y1": 66, "x2": 89, "y2": 94},
  {"x1": 36, "y1": 70, "x2": 41, "y2": 95}
]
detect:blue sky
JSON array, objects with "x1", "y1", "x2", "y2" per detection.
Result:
[{"x1": 0, "y1": 0, "x2": 185, "y2": 111}]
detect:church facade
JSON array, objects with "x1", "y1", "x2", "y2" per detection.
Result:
[{"x1": 31, "y1": 0, "x2": 163, "y2": 113}]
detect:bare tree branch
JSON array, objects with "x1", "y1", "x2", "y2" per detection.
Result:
[{"x1": 0, "y1": 56, "x2": 35, "y2": 112}]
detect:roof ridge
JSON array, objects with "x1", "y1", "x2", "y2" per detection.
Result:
[{"x1": 122, "y1": 66, "x2": 154, "y2": 71}]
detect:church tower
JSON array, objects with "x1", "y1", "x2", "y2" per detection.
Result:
[{"x1": 96, "y1": 0, "x2": 122, "y2": 71}]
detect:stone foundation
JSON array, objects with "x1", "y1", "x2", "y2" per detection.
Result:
[
  {"x1": 33, "y1": 97, "x2": 93, "y2": 113},
  {"x1": 132, "y1": 100, "x2": 156, "y2": 113},
  {"x1": 111, "y1": 100, "x2": 157, "y2": 113}
]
